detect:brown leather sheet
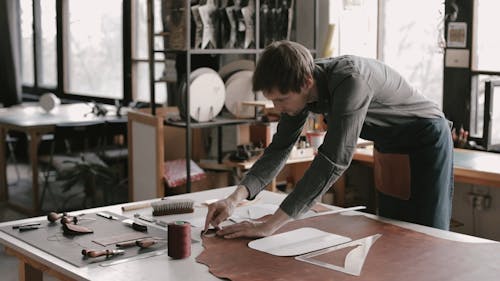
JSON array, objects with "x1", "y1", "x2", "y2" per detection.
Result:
[{"x1": 196, "y1": 214, "x2": 500, "y2": 281}]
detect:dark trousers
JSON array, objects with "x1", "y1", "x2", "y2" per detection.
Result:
[{"x1": 364, "y1": 117, "x2": 454, "y2": 230}]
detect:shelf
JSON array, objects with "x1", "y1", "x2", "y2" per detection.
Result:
[
  {"x1": 189, "y1": 49, "x2": 261, "y2": 55},
  {"x1": 155, "y1": 48, "x2": 261, "y2": 55},
  {"x1": 155, "y1": 48, "x2": 316, "y2": 55},
  {"x1": 154, "y1": 31, "x2": 170, "y2": 36},
  {"x1": 154, "y1": 78, "x2": 176, "y2": 83},
  {"x1": 164, "y1": 116, "x2": 255, "y2": 128},
  {"x1": 147, "y1": 0, "x2": 319, "y2": 193}
]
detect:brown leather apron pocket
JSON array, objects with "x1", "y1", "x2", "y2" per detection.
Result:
[{"x1": 373, "y1": 148, "x2": 411, "y2": 200}]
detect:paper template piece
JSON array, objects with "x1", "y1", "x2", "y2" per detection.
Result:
[
  {"x1": 230, "y1": 204, "x2": 278, "y2": 223},
  {"x1": 295, "y1": 234, "x2": 382, "y2": 276},
  {"x1": 248, "y1": 227, "x2": 351, "y2": 257}
]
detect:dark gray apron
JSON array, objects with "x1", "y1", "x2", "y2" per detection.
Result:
[{"x1": 360, "y1": 117, "x2": 454, "y2": 230}]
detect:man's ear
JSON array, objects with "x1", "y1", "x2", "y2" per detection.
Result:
[{"x1": 302, "y1": 75, "x2": 314, "y2": 92}]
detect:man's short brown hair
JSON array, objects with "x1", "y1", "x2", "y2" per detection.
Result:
[{"x1": 252, "y1": 40, "x2": 315, "y2": 94}]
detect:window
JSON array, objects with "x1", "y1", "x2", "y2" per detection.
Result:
[
  {"x1": 39, "y1": 0, "x2": 57, "y2": 88},
  {"x1": 66, "y1": 0, "x2": 123, "y2": 99},
  {"x1": 20, "y1": 0, "x2": 34, "y2": 86},
  {"x1": 20, "y1": 0, "x2": 57, "y2": 90},
  {"x1": 472, "y1": 0, "x2": 500, "y2": 72},
  {"x1": 470, "y1": 0, "x2": 500, "y2": 146},
  {"x1": 131, "y1": 0, "x2": 167, "y2": 104},
  {"x1": 20, "y1": 0, "x2": 130, "y2": 102},
  {"x1": 483, "y1": 80, "x2": 500, "y2": 150},
  {"x1": 329, "y1": 0, "x2": 378, "y2": 59},
  {"x1": 328, "y1": 0, "x2": 444, "y2": 108},
  {"x1": 379, "y1": 0, "x2": 444, "y2": 108}
]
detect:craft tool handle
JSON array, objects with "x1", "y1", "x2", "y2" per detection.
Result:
[
  {"x1": 121, "y1": 202, "x2": 151, "y2": 212},
  {"x1": 82, "y1": 249, "x2": 107, "y2": 258},
  {"x1": 82, "y1": 249, "x2": 123, "y2": 258},
  {"x1": 132, "y1": 222, "x2": 148, "y2": 232},
  {"x1": 47, "y1": 212, "x2": 67, "y2": 222},
  {"x1": 12, "y1": 222, "x2": 41, "y2": 229},
  {"x1": 18, "y1": 225, "x2": 40, "y2": 231},
  {"x1": 136, "y1": 239, "x2": 156, "y2": 248}
]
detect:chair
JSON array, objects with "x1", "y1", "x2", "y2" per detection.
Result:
[
  {"x1": 101, "y1": 118, "x2": 129, "y2": 166},
  {"x1": 39, "y1": 120, "x2": 108, "y2": 210}
]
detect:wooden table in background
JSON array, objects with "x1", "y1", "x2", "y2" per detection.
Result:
[
  {"x1": 334, "y1": 146, "x2": 500, "y2": 207},
  {"x1": 0, "y1": 103, "x2": 124, "y2": 215},
  {"x1": 224, "y1": 144, "x2": 500, "y2": 208}
]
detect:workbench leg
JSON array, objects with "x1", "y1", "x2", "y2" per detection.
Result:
[
  {"x1": 0, "y1": 127, "x2": 7, "y2": 201},
  {"x1": 19, "y1": 260, "x2": 43, "y2": 281},
  {"x1": 28, "y1": 132, "x2": 41, "y2": 214},
  {"x1": 269, "y1": 178, "x2": 277, "y2": 192}
]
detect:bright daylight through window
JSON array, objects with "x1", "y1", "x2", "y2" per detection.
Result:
[{"x1": 67, "y1": 0, "x2": 123, "y2": 99}]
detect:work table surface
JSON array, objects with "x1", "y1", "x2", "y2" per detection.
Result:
[{"x1": 0, "y1": 186, "x2": 493, "y2": 281}]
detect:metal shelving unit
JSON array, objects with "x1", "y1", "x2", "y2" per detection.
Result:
[{"x1": 147, "y1": 0, "x2": 318, "y2": 193}]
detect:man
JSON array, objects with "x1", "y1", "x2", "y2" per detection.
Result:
[{"x1": 204, "y1": 40, "x2": 453, "y2": 238}]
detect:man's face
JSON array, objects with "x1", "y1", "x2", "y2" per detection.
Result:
[{"x1": 263, "y1": 87, "x2": 309, "y2": 116}]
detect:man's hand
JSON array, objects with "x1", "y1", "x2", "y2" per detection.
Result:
[
  {"x1": 216, "y1": 221, "x2": 274, "y2": 239},
  {"x1": 204, "y1": 185, "x2": 249, "y2": 232},
  {"x1": 204, "y1": 198, "x2": 237, "y2": 231},
  {"x1": 217, "y1": 208, "x2": 292, "y2": 239}
]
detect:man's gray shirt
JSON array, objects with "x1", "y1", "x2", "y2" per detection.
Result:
[{"x1": 240, "y1": 55, "x2": 444, "y2": 218}]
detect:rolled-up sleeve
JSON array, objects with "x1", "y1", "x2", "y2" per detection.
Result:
[{"x1": 280, "y1": 74, "x2": 373, "y2": 217}]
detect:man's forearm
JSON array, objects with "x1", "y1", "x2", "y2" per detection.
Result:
[
  {"x1": 227, "y1": 185, "x2": 250, "y2": 204},
  {"x1": 265, "y1": 208, "x2": 293, "y2": 233}
]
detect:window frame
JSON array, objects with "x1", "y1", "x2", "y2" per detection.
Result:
[
  {"x1": 20, "y1": 0, "x2": 132, "y2": 104},
  {"x1": 483, "y1": 80, "x2": 500, "y2": 151},
  {"x1": 468, "y1": 0, "x2": 500, "y2": 147}
]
